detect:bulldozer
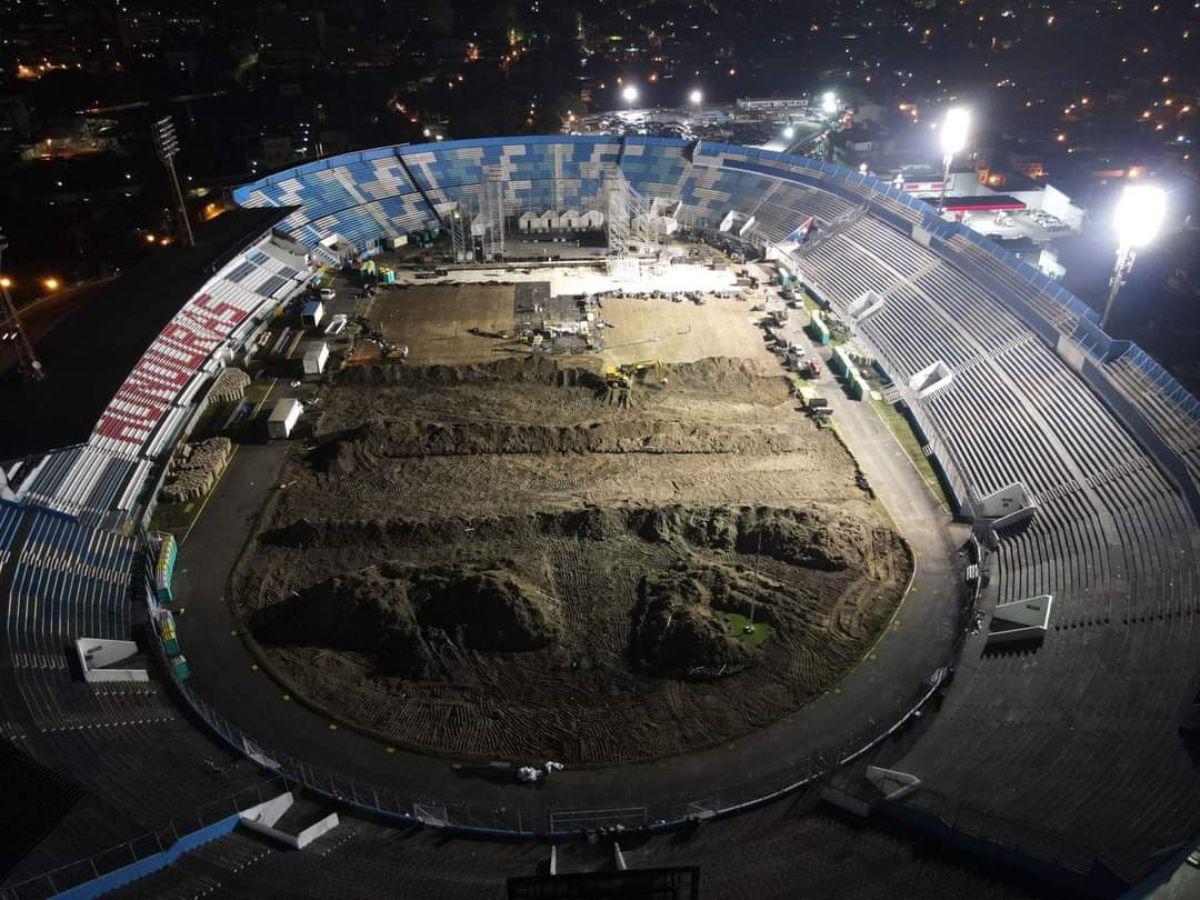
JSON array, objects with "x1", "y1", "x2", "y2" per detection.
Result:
[{"x1": 605, "y1": 359, "x2": 668, "y2": 390}]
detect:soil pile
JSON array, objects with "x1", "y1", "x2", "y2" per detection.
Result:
[
  {"x1": 318, "y1": 418, "x2": 810, "y2": 465},
  {"x1": 237, "y1": 353, "x2": 913, "y2": 763},
  {"x1": 636, "y1": 505, "x2": 865, "y2": 571},
  {"x1": 253, "y1": 563, "x2": 560, "y2": 677},
  {"x1": 631, "y1": 567, "x2": 761, "y2": 679},
  {"x1": 338, "y1": 355, "x2": 603, "y2": 389}
]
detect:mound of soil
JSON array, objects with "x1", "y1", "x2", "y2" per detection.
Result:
[
  {"x1": 316, "y1": 418, "x2": 809, "y2": 468},
  {"x1": 235, "y1": 352, "x2": 916, "y2": 764},
  {"x1": 631, "y1": 567, "x2": 761, "y2": 679},
  {"x1": 338, "y1": 355, "x2": 603, "y2": 389},
  {"x1": 636, "y1": 505, "x2": 864, "y2": 571},
  {"x1": 253, "y1": 563, "x2": 560, "y2": 677},
  {"x1": 260, "y1": 505, "x2": 878, "y2": 576}
]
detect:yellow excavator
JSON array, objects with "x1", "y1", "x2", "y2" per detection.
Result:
[{"x1": 605, "y1": 359, "x2": 668, "y2": 390}]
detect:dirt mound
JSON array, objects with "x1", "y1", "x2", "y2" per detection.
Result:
[
  {"x1": 316, "y1": 418, "x2": 810, "y2": 465},
  {"x1": 252, "y1": 562, "x2": 560, "y2": 677},
  {"x1": 236, "y1": 348, "x2": 916, "y2": 764},
  {"x1": 662, "y1": 357, "x2": 782, "y2": 396},
  {"x1": 631, "y1": 565, "x2": 774, "y2": 679},
  {"x1": 337, "y1": 355, "x2": 604, "y2": 389},
  {"x1": 635, "y1": 505, "x2": 870, "y2": 571},
  {"x1": 259, "y1": 504, "x2": 880, "y2": 575}
]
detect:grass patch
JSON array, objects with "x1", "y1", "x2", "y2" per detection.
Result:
[
  {"x1": 187, "y1": 398, "x2": 237, "y2": 439},
  {"x1": 869, "y1": 397, "x2": 953, "y2": 511},
  {"x1": 718, "y1": 611, "x2": 776, "y2": 647},
  {"x1": 149, "y1": 498, "x2": 200, "y2": 538}
]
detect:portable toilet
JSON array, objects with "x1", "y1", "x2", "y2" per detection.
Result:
[
  {"x1": 806, "y1": 314, "x2": 831, "y2": 345},
  {"x1": 158, "y1": 610, "x2": 180, "y2": 656},
  {"x1": 268, "y1": 398, "x2": 303, "y2": 439},
  {"x1": 303, "y1": 341, "x2": 330, "y2": 375},
  {"x1": 301, "y1": 300, "x2": 325, "y2": 329}
]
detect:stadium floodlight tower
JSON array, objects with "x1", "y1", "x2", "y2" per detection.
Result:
[
  {"x1": 0, "y1": 226, "x2": 44, "y2": 381},
  {"x1": 622, "y1": 84, "x2": 639, "y2": 107},
  {"x1": 938, "y1": 107, "x2": 971, "y2": 214},
  {"x1": 688, "y1": 88, "x2": 703, "y2": 106},
  {"x1": 821, "y1": 91, "x2": 838, "y2": 116},
  {"x1": 1101, "y1": 184, "x2": 1166, "y2": 329},
  {"x1": 152, "y1": 116, "x2": 195, "y2": 247}
]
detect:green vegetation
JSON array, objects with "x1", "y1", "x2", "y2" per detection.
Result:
[
  {"x1": 187, "y1": 398, "x2": 237, "y2": 440},
  {"x1": 149, "y1": 498, "x2": 200, "y2": 538},
  {"x1": 869, "y1": 397, "x2": 953, "y2": 511},
  {"x1": 718, "y1": 611, "x2": 776, "y2": 647}
]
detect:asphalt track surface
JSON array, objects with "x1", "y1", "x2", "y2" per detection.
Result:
[{"x1": 173, "y1": 346, "x2": 967, "y2": 833}]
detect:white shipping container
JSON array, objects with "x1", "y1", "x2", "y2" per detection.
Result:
[
  {"x1": 303, "y1": 342, "x2": 330, "y2": 375},
  {"x1": 301, "y1": 300, "x2": 325, "y2": 329},
  {"x1": 268, "y1": 398, "x2": 303, "y2": 439}
]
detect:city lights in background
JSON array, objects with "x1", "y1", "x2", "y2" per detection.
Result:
[{"x1": 42, "y1": 277, "x2": 59, "y2": 291}]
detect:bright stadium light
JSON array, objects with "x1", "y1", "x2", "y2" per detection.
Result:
[
  {"x1": 1102, "y1": 184, "x2": 1167, "y2": 328},
  {"x1": 821, "y1": 91, "x2": 838, "y2": 115},
  {"x1": 622, "y1": 84, "x2": 639, "y2": 105},
  {"x1": 938, "y1": 106, "x2": 971, "y2": 212},
  {"x1": 1114, "y1": 184, "x2": 1166, "y2": 249},
  {"x1": 783, "y1": 125, "x2": 796, "y2": 140},
  {"x1": 151, "y1": 116, "x2": 195, "y2": 248},
  {"x1": 940, "y1": 107, "x2": 971, "y2": 157},
  {"x1": 689, "y1": 88, "x2": 703, "y2": 106}
]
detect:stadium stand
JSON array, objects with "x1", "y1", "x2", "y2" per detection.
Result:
[
  {"x1": 1, "y1": 231, "x2": 308, "y2": 526},
  {"x1": 3, "y1": 136, "x2": 1200, "y2": 898}
]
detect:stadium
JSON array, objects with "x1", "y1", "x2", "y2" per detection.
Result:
[{"x1": 2, "y1": 134, "x2": 1199, "y2": 899}]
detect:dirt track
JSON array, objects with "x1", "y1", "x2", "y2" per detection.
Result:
[{"x1": 237, "y1": 354, "x2": 911, "y2": 765}]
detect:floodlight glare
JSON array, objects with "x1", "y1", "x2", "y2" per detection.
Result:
[
  {"x1": 941, "y1": 107, "x2": 971, "y2": 157},
  {"x1": 783, "y1": 125, "x2": 796, "y2": 139},
  {"x1": 1114, "y1": 184, "x2": 1166, "y2": 249},
  {"x1": 622, "y1": 84, "x2": 639, "y2": 104},
  {"x1": 689, "y1": 88, "x2": 703, "y2": 106},
  {"x1": 1102, "y1": 183, "x2": 1167, "y2": 328},
  {"x1": 821, "y1": 91, "x2": 837, "y2": 115}
]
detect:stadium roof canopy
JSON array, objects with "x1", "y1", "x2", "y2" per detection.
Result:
[
  {"x1": 943, "y1": 195, "x2": 1026, "y2": 213},
  {"x1": 0, "y1": 207, "x2": 292, "y2": 461}
]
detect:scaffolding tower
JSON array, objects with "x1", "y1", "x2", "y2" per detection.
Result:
[
  {"x1": 477, "y1": 167, "x2": 506, "y2": 261},
  {"x1": 449, "y1": 205, "x2": 473, "y2": 263},
  {"x1": 605, "y1": 170, "x2": 663, "y2": 263}
]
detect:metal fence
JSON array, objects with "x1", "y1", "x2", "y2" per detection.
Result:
[{"x1": 0, "y1": 779, "x2": 287, "y2": 900}]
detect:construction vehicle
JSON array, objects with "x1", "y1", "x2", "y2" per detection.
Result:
[
  {"x1": 605, "y1": 359, "x2": 668, "y2": 390},
  {"x1": 350, "y1": 315, "x2": 408, "y2": 360},
  {"x1": 798, "y1": 356, "x2": 822, "y2": 379}
]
